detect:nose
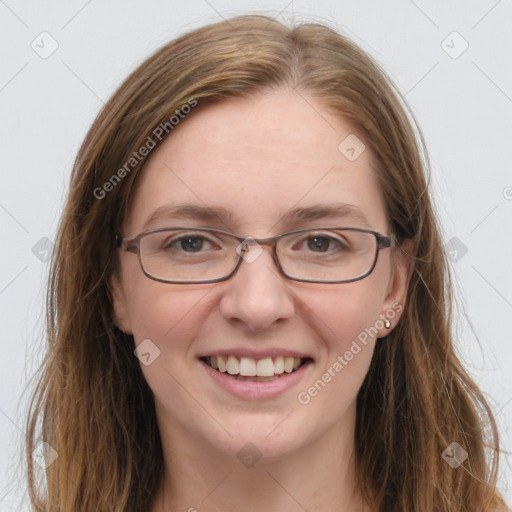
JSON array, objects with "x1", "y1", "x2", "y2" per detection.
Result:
[{"x1": 218, "y1": 243, "x2": 295, "y2": 332}]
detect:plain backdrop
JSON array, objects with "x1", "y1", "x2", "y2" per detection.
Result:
[{"x1": 0, "y1": 1, "x2": 511, "y2": 509}]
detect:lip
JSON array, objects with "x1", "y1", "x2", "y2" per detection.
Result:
[{"x1": 199, "y1": 357, "x2": 313, "y2": 400}]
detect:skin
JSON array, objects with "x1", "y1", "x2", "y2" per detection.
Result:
[{"x1": 111, "y1": 89, "x2": 414, "y2": 511}]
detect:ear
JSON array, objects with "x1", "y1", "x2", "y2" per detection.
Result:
[
  {"x1": 377, "y1": 238, "x2": 415, "y2": 337},
  {"x1": 109, "y1": 274, "x2": 133, "y2": 335}
]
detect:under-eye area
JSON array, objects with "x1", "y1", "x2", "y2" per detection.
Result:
[{"x1": 199, "y1": 355, "x2": 314, "y2": 382}]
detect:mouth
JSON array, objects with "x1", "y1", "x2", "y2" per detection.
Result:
[{"x1": 199, "y1": 355, "x2": 313, "y2": 382}]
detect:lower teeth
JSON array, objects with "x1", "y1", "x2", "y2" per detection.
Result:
[{"x1": 231, "y1": 374, "x2": 281, "y2": 382}]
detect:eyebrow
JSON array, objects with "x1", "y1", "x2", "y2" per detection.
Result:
[
  {"x1": 280, "y1": 203, "x2": 371, "y2": 228},
  {"x1": 142, "y1": 203, "x2": 235, "y2": 230},
  {"x1": 142, "y1": 202, "x2": 372, "y2": 231}
]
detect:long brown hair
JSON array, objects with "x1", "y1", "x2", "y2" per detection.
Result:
[{"x1": 23, "y1": 14, "x2": 508, "y2": 511}]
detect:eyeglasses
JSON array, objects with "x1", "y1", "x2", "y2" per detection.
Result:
[{"x1": 116, "y1": 226, "x2": 393, "y2": 284}]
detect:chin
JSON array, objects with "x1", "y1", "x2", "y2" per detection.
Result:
[{"x1": 207, "y1": 415, "x2": 311, "y2": 464}]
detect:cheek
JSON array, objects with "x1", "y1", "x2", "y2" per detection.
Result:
[
  {"x1": 123, "y1": 281, "x2": 215, "y2": 412},
  {"x1": 292, "y1": 280, "x2": 384, "y2": 412},
  {"x1": 119, "y1": 250, "x2": 204, "y2": 336},
  {"x1": 322, "y1": 258, "x2": 393, "y2": 361},
  {"x1": 119, "y1": 256, "x2": 215, "y2": 373},
  {"x1": 300, "y1": 278, "x2": 384, "y2": 352},
  {"x1": 126, "y1": 284, "x2": 211, "y2": 347}
]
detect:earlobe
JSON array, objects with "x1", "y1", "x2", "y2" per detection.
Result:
[{"x1": 109, "y1": 275, "x2": 133, "y2": 335}]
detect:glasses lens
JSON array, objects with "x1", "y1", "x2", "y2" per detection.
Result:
[
  {"x1": 137, "y1": 228, "x2": 378, "y2": 283},
  {"x1": 139, "y1": 229, "x2": 239, "y2": 282},
  {"x1": 277, "y1": 229, "x2": 377, "y2": 282}
]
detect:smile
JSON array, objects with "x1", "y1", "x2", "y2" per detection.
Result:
[
  {"x1": 199, "y1": 353, "x2": 313, "y2": 399},
  {"x1": 201, "y1": 355, "x2": 310, "y2": 380}
]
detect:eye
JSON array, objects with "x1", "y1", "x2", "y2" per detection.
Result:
[
  {"x1": 306, "y1": 236, "x2": 338, "y2": 252},
  {"x1": 292, "y1": 232, "x2": 349, "y2": 253},
  {"x1": 162, "y1": 233, "x2": 218, "y2": 253}
]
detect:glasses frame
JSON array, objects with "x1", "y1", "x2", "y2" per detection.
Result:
[{"x1": 116, "y1": 226, "x2": 394, "y2": 284}]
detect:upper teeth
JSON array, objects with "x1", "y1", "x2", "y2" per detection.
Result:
[{"x1": 209, "y1": 355, "x2": 303, "y2": 376}]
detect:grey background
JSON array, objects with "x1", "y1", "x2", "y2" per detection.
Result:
[{"x1": 0, "y1": 0, "x2": 511, "y2": 509}]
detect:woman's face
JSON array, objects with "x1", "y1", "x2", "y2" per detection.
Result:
[{"x1": 112, "y1": 90, "x2": 411, "y2": 463}]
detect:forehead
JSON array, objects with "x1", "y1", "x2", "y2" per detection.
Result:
[{"x1": 124, "y1": 90, "x2": 388, "y2": 235}]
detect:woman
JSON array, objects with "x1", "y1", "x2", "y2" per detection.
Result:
[{"x1": 24, "y1": 14, "x2": 509, "y2": 512}]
